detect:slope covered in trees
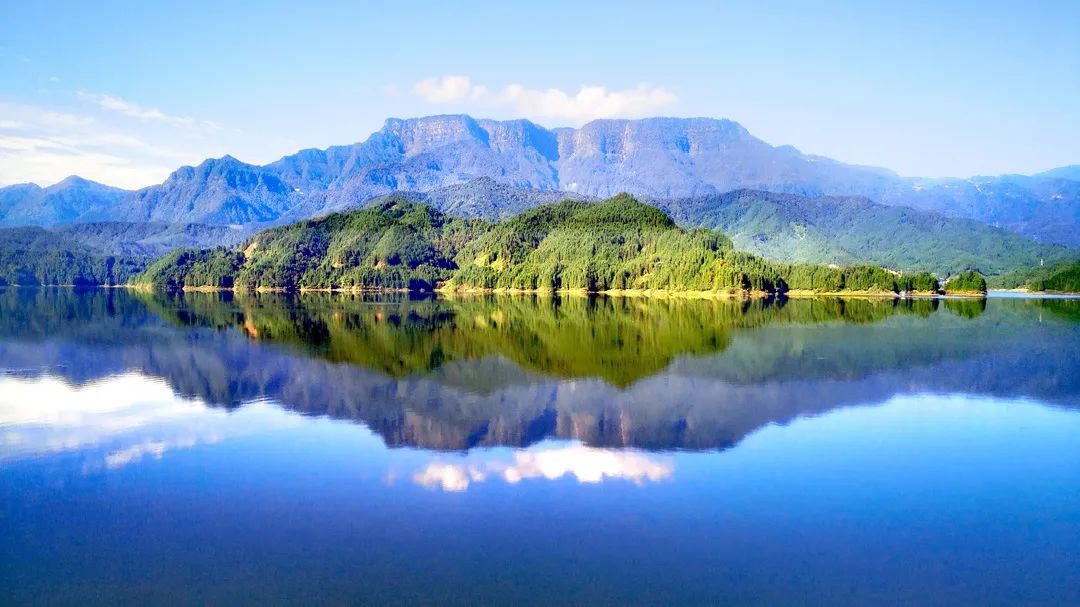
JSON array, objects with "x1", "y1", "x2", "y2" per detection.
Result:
[
  {"x1": 659, "y1": 190, "x2": 1071, "y2": 276},
  {"x1": 136, "y1": 195, "x2": 957, "y2": 296},
  {"x1": 137, "y1": 199, "x2": 485, "y2": 291},
  {"x1": 446, "y1": 195, "x2": 788, "y2": 292},
  {"x1": 992, "y1": 260, "x2": 1080, "y2": 293},
  {"x1": 367, "y1": 180, "x2": 1071, "y2": 276},
  {"x1": 0, "y1": 227, "x2": 144, "y2": 286},
  {"x1": 1030, "y1": 264, "x2": 1080, "y2": 293}
]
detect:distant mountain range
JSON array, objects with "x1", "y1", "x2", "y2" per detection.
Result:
[
  {"x1": 0, "y1": 176, "x2": 128, "y2": 227},
  {"x1": 0, "y1": 114, "x2": 1076, "y2": 257},
  {"x1": 380, "y1": 179, "x2": 1068, "y2": 276}
]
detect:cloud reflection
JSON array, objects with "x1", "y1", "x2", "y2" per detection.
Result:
[
  {"x1": 413, "y1": 444, "x2": 674, "y2": 492},
  {"x1": 0, "y1": 373, "x2": 297, "y2": 471}
]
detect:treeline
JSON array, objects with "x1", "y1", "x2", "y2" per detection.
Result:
[
  {"x1": 781, "y1": 264, "x2": 940, "y2": 293},
  {"x1": 135, "y1": 195, "x2": 979, "y2": 296},
  {"x1": 944, "y1": 270, "x2": 988, "y2": 294},
  {"x1": 1031, "y1": 263, "x2": 1080, "y2": 292},
  {"x1": 992, "y1": 260, "x2": 1080, "y2": 293}
]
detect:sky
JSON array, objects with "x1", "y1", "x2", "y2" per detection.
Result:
[{"x1": 2, "y1": 0, "x2": 1078, "y2": 188}]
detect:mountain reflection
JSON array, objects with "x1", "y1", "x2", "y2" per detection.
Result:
[{"x1": 0, "y1": 288, "x2": 1077, "y2": 453}]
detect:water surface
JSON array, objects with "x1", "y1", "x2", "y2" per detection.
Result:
[{"x1": 1, "y1": 289, "x2": 1078, "y2": 605}]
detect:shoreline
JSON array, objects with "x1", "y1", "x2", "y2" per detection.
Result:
[{"x1": 23, "y1": 283, "x2": 1001, "y2": 299}]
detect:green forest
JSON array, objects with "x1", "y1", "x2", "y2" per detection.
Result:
[
  {"x1": 0, "y1": 227, "x2": 144, "y2": 286},
  {"x1": 992, "y1": 260, "x2": 1080, "y2": 293},
  {"x1": 135, "y1": 195, "x2": 974, "y2": 296}
]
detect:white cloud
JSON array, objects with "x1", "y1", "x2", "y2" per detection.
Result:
[
  {"x1": 502, "y1": 83, "x2": 678, "y2": 122},
  {"x1": 411, "y1": 75, "x2": 489, "y2": 103},
  {"x1": 77, "y1": 90, "x2": 199, "y2": 128},
  {"x1": 408, "y1": 75, "x2": 678, "y2": 123},
  {"x1": 413, "y1": 443, "x2": 674, "y2": 492},
  {"x1": 0, "y1": 101, "x2": 226, "y2": 188}
]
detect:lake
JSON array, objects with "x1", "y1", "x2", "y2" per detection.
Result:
[{"x1": 1, "y1": 289, "x2": 1078, "y2": 605}]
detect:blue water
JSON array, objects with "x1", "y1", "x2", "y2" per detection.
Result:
[{"x1": 1, "y1": 290, "x2": 1078, "y2": 605}]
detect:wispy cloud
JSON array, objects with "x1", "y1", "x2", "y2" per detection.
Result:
[
  {"x1": 408, "y1": 75, "x2": 678, "y2": 123},
  {"x1": 0, "y1": 100, "x2": 226, "y2": 188},
  {"x1": 76, "y1": 90, "x2": 221, "y2": 131}
]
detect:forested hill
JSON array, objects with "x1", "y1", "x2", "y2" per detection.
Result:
[
  {"x1": 0, "y1": 227, "x2": 143, "y2": 286},
  {"x1": 993, "y1": 260, "x2": 1080, "y2": 293},
  {"x1": 0, "y1": 222, "x2": 248, "y2": 286},
  {"x1": 135, "y1": 195, "x2": 968, "y2": 296},
  {"x1": 658, "y1": 190, "x2": 1071, "y2": 276},
  {"x1": 376, "y1": 179, "x2": 1067, "y2": 276}
]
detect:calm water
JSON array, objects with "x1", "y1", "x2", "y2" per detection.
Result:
[{"x1": 1, "y1": 289, "x2": 1078, "y2": 605}]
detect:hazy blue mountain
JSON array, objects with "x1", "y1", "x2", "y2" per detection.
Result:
[
  {"x1": 98, "y1": 155, "x2": 301, "y2": 225},
  {"x1": 877, "y1": 174, "x2": 1080, "y2": 246},
  {"x1": 0, "y1": 176, "x2": 129, "y2": 227},
  {"x1": 1038, "y1": 165, "x2": 1080, "y2": 181},
  {"x1": 657, "y1": 190, "x2": 1071, "y2": 275},
  {"x1": 54, "y1": 222, "x2": 250, "y2": 257},
  {"x1": 2, "y1": 115, "x2": 1077, "y2": 247}
]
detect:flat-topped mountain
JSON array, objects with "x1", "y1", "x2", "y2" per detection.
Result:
[{"x1": 2, "y1": 115, "x2": 1078, "y2": 248}]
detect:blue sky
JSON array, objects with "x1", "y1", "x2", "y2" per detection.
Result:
[{"x1": 2, "y1": 0, "x2": 1078, "y2": 188}]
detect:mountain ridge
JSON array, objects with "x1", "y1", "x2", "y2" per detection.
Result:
[{"x1": 1, "y1": 114, "x2": 1077, "y2": 247}]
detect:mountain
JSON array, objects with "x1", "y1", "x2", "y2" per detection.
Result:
[
  {"x1": 368, "y1": 179, "x2": 1067, "y2": 276},
  {"x1": 658, "y1": 189, "x2": 1071, "y2": 275},
  {"x1": 97, "y1": 155, "x2": 300, "y2": 225},
  {"x1": 136, "y1": 198, "x2": 486, "y2": 291},
  {"x1": 53, "y1": 221, "x2": 249, "y2": 257},
  {"x1": 878, "y1": 173, "x2": 1080, "y2": 246},
  {"x1": 0, "y1": 227, "x2": 143, "y2": 286},
  {"x1": 3, "y1": 115, "x2": 1078, "y2": 248},
  {"x1": 366, "y1": 177, "x2": 590, "y2": 221},
  {"x1": 1038, "y1": 165, "x2": 1080, "y2": 181},
  {"x1": 0, "y1": 176, "x2": 129, "y2": 227},
  {"x1": 993, "y1": 259, "x2": 1080, "y2": 292},
  {"x1": 136, "y1": 195, "x2": 952, "y2": 296},
  {"x1": 0, "y1": 221, "x2": 248, "y2": 286}
]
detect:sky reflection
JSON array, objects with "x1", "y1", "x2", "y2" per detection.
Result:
[{"x1": 0, "y1": 373, "x2": 300, "y2": 471}]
